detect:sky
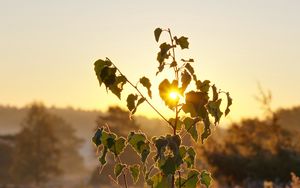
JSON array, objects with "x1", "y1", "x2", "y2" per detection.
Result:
[{"x1": 1, "y1": 0, "x2": 300, "y2": 122}]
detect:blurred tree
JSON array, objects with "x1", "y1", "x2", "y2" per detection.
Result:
[
  {"x1": 51, "y1": 115, "x2": 86, "y2": 174},
  {"x1": 10, "y1": 103, "x2": 85, "y2": 186},
  {"x1": 11, "y1": 103, "x2": 61, "y2": 185},
  {"x1": 0, "y1": 135, "x2": 14, "y2": 184},
  {"x1": 201, "y1": 119, "x2": 300, "y2": 184}
]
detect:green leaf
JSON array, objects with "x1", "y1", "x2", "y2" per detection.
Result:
[
  {"x1": 181, "y1": 70, "x2": 192, "y2": 93},
  {"x1": 99, "y1": 146, "x2": 108, "y2": 166},
  {"x1": 183, "y1": 117, "x2": 198, "y2": 142},
  {"x1": 114, "y1": 163, "x2": 126, "y2": 178},
  {"x1": 147, "y1": 173, "x2": 170, "y2": 188},
  {"x1": 154, "y1": 28, "x2": 163, "y2": 42},
  {"x1": 184, "y1": 147, "x2": 196, "y2": 168},
  {"x1": 175, "y1": 36, "x2": 189, "y2": 49},
  {"x1": 129, "y1": 164, "x2": 140, "y2": 184},
  {"x1": 207, "y1": 99, "x2": 223, "y2": 125},
  {"x1": 127, "y1": 132, "x2": 150, "y2": 163},
  {"x1": 225, "y1": 92, "x2": 232, "y2": 116},
  {"x1": 159, "y1": 79, "x2": 179, "y2": 109},
  {"x1": 176, "y1": 170, "x2": 199, "y2": 188},
  {"x1": 94, "y1": 59, "x2": 112, "y2": 86},
  {"x1": 92, "y1": 128, "x2": 103, "y2": 146},
  {"x1": 140, "y1": 77, "x2": 152, "y2": 98},
  {"x1": 200, "y1": 170, "x2": 212, "y2": 188},
  {"x1": 196, "y1": 80, "x2": 210, "y2": 93},
  {"x1": 201, "y1": 116, "x2": 211, "y2": 144},
  {"x1": 160, "y1": 157, "x2": 177, "y2": 175},
  {"x1": 126, "y1": 94, "x2": 138, "y2": 112},
  {"x1": 108, "y1": 75, "x2": 127, "y2": 99},
  {"x1": 100, "y1": 131, "x2": 117, "y2": 148},
  {"x1": 212, "y1": 84, "x2": 218, "y2": 101},
  {"x1": 110, "y1": 137, "x2": 126, "y2": 156}
]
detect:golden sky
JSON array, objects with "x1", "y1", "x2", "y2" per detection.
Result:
[{"x1": 1, "y1": 0, "x2": 300, "y2": 121}]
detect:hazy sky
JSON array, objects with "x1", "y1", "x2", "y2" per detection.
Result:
[{"x1": 1, "y1": 0, "x2": 299, "y2": 121}]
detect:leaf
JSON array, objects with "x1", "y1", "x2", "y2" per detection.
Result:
[
  {"x1": 109, "y1": 75, "x2": 127, "y2": 99},
  {"x1": 181, "y1": 70, "x2": 192, "y2": 93},
  {"x1": 160, "y1": 157, "x2": 177, "y2": 175},
  {"x1": 154, "y1": 28, "x2": 163, "y2": 42},
  {"x1": 207, "y1": 99, "x2": 223, "y2": 125},
  {"x1": 114, "y1": 163, "x2": 126, "y2": 178},
  {"x1": 92, "y1": 128, "x2": 103, "y2": 146},
  {"x1": 159, "y1": 79, "x2": 179, "y2": 109},
  {"x1": 94, "y1": 59, "x2": 112, "y2": 86},
  {"x1": 201, "y1": 116, "x2": 211, "y2": 144},
  {"x1": 175, "y1": 36, "x2": 189, "y2": 49},
  {"x1": 184, "y1": 147, "x2": 196, "y2": 168},
  {"x1": 183, "y1": 117, "x2": 198, "y2": 142},
  {"x1": 110, "y1": 137, "x2": 126, "y2": 156},
  {"x1": 129, "y1": 164, "x2": 140, "y2": 184},
  {"x1": 127, "y1": 132, "x2": 150, "y2": 163},
  {"x1": 132, "y1": 97, "x2": 146, "y2": 114},
  {"x1": 147, "y1": 173, "x2": 170, "y2": 188},
  {"x1": 196, "y1": 80, "x2": 210, "y2": 93},
  {"x1": 126, "y1": 94, "x2": 138, "y2": 112},
  {"x1": 185, "y1": 63, "x2": 194, "y2": 75},
  {"x1": 182, "y1": 91, "x2": 209, "y2": 117},
  {"x1": 200, "y1": 170, "x2": 212, "y2": 188},
  {"x1": 225, "y1": 92, "x2": 232, "y2": 116},
  {"x1": 157, "y1": 42, "x2": 172, "y2": 63},
  {"x1": 140, "y1": 77, "x2": 152, "y2": 98},
  {"x1": 176, "y1": 170, "x2": 199, "y2": 188},
  {"x1": 99, "y1": 146, "x2": 108, "y2": 166},
  {"x1": 212, "y1": 85, "x2": 218, "y2": 101},
  {"x1": 156, "y1": 62, "x2": 165, "y2": 75},
  {"x1": 181, "y1": 58, "x2": 194, "y2": 63},
  {"x1": 100, "y1": 66, "x2": 117, "y2": 87}
]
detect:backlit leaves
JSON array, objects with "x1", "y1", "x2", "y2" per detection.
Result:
[
  {"x1": 127, "y1": 132, "x2": 150, "y2": 163},
  {"x1": 181, "y1": 70, "x2": 192, "y2": 93},
  {"x1": 207, "y1": 99, "x2": 223, "y2": 125},
  {"x1": 154, "y1": 28, "x2": 163, "y2": 42},
  {"x1": 147, "y1": 173, "x2": 170, "y2": 188},
  {"x1": 200, "y1": 170, "x2": 212, "y2": 188},
  {"x1": 114, "y1": 163, "x2": 126, "y2": 178},
  {"x1": 140, "y1": 76, "x2": 152, "y2": 98},
  {"x1": 174, "y1": 36, "x2": 189, "y2": 49},
  {"x1": 225, "y1": 92, "x2": 232, "y2": 116},
  {"x1": 127, "y1": 94, "x2": 138, "y2": 112},
  {"x1": 94, "y1": 58, "x2": 127, "y2": 99},
  {"x1": 159, "y1": 79, "x2": 179, "y2": 109},
  {"x1": 129, "y1": 164, "x2": 140, "y2": 184},
  {"x1": 176, "y1": 170, "x2": 199, "y2": 188},
  {"x1": 183, "y1": 117, "x2": 198, "y2": 142},
  {"x1": 92, "y1": 27, "x2": 232, "y2": 187}
]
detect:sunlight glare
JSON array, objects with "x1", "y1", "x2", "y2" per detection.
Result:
[{"x1": 169, "y1": 91, "x2": 179, "y2": 100}]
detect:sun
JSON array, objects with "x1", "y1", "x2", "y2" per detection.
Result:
[{"x1": 169, "y1": 91, "x2": 179, "y2": 100}]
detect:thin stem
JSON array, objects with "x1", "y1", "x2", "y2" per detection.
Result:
[
  {"x1": 117, "y1": 156, "x2": 128, "y2": 188},
  {"x1": 107, "y1": 58, "x2": 172, "y2": 128},
  {"x1": 178, "y1": 171, "x2": 182, "y2": 188}
]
